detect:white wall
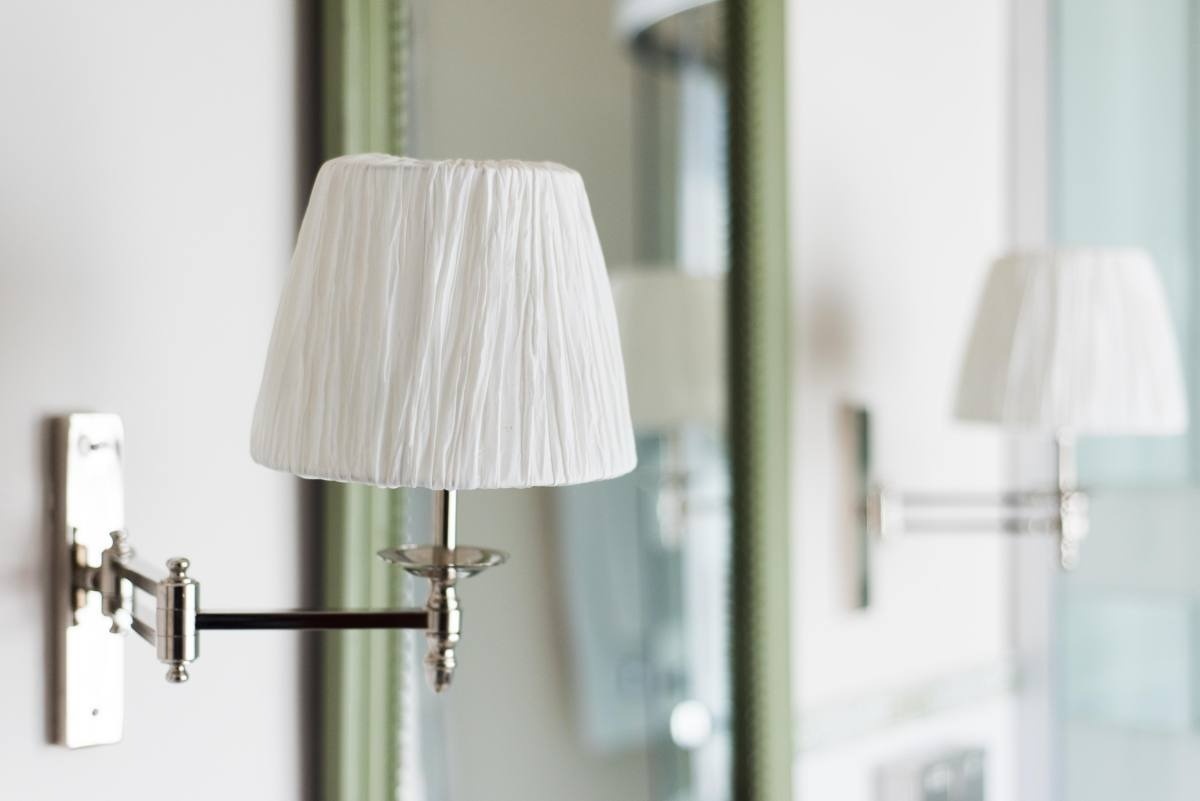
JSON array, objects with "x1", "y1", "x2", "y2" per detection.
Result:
[
  {"x1": 787, "y1": 0, "x2": 1018, "y2": 797},
  {"x1": 0, "y1": 3, "x2": 308, "y2": 799}
]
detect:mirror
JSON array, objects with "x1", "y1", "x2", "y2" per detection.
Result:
[{"x1": 403, "y1": 1, "x2": 732, "y2": 799}]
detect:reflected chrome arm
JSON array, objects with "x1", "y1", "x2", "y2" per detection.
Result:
[
  {"x1": 866, "y1": 433, "x2": 1089, "y2": 570},
  {"x1": 868, "y1": 487, "x2": 1068, "y2": 537}
]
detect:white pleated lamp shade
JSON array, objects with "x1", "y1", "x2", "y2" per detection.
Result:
[
  {"x1": 251, "y1": 154, "x2": 637, "y2": 490},
  {"x1": 955, "y1": 248, "x2": 1188, "y2": 435},
  {"x1": 610, "y1": 269, "x2": 725, "y2": 429}
]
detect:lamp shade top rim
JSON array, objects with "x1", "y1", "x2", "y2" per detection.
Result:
[{"x1": 333, "y1": 152, "x2": 580, "y2": 177}]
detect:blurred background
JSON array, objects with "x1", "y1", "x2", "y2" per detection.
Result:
[{"x1": 2, "y1": 2, "x2": 1198, "y2": 801}]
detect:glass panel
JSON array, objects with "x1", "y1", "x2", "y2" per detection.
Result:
[
  {"x1": 1054, "y1": 0, "x2": 1200, "y2": 798},
  {"x1": 1056, "y1": 0, "x2": 1195, "y2": 487},
  {"x1": 405, "y1": 2, "x2": 730, "y2": 800}
]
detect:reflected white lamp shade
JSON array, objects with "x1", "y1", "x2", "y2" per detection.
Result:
[
  {"x1": 614, "y1": 0, "x2": 717, "y2": 39},
  {"x1": 610, "y1": 269, "x2": 725, "y2": 429},
  {"x1": 955, "y1": 248, "x2": 1188, "y2": 435},
  {"x1": 251, "y1": 154, "x2": 637, "y2": 490}
]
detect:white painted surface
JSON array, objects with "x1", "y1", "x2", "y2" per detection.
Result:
[
  {"x1": 0, "y1": 3, "x2": 306, "y2": 799},
  {"x1": 787, "y1": 0, "x2": 1019, "y2": 796}
]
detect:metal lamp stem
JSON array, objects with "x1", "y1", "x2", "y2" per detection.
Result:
[
  {"x1": 434, "y1": 488, "x2": 457, "y2": 550},
  {"x1": 1056, "y1": 430, "x2": 1088, "y2": 570},
  {"x1": 424, "y1": 488, "x2": 461, "y2": 693}
]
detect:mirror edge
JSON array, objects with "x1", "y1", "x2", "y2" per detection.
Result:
[{"x1": 727, "y1": 1, "x2": 795, "y2": 800}]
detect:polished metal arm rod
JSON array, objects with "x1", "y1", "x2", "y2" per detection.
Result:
[
  {"x1": 195, "y1": 609, "x2": 427, "y2": 631},
  {"x1": 130, "y1": 615, "x2": 156, "y2": 646},
  {"x1": 114, "y1": 557, "x2": 164, "y2": 595},
  {"x1": 111, "y1": 554, "x2": 427, "y2": 632}
]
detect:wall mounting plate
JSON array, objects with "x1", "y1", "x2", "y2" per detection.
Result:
[{"x1": 52, "y1": 413, "x2": 126, "y2": 748}]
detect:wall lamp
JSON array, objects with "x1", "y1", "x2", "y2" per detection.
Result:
[
  {"x1": 854, "y1": 248, "x2": 1187, "y2": 590},
  {"x1": 52, "y1": 154, "x2": 637, "y2": 748}
]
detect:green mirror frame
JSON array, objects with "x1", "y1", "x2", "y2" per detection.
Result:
[
  {"x1": 313, "y1": 4, "x2": 412, "y2": 800},
  {"x1": 726, "y1": 2, "x2": 793, "y2": 800},
  {"x1": 312, "y1": 2, "x2": 793, "y2": 800}
]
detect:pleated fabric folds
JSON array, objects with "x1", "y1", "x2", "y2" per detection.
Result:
[
  {"x1": 251, "y1": 154, "x2": 637, "y2": 490},
  {"x1": 955, "y1": 248, "x2": 1188, "y2": 435}
]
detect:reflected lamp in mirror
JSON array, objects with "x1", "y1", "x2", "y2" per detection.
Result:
[
  {"x1": 610, "y1": 269, "x2": 725, "y2": 431},
  {"x1": 52, "y1": 155, "x2": 636, "y2": 747},
  {"x1": 869, "y1": 248, "x2": 1187, "y2": 569},
  {"x1": 615, "y1": 0, "x2": 724, "y2": 67},
  {"x1": 611, "y1": 269, "x2": 725, "y2": 545}
]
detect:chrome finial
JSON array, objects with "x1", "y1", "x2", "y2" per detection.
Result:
[
  {"x1": 156, "y1": 557, "x2": 198, "y2": 684},
  {"x1": 425, "y1": 579, "x2": 459, "y2": 693},
  {"x1": 378, "y1": 490, "x2": 507, "y2": 692},
  {"x1": 164, "y1": 664, "x2": 190, "y2": 684}
]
